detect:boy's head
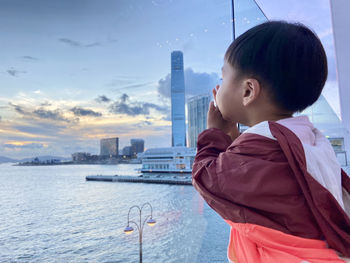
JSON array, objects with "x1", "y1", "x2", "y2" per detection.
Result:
[{"x1": 217, "y1": 21, "x2": 327, "y2": 125}]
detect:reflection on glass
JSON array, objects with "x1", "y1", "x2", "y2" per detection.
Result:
[
  {"x1": 1, "y1": 1, "x2": 234, "y2": 262},
  {"x1": 233, "y1": 0, "x2": 267, "y2": 38}
]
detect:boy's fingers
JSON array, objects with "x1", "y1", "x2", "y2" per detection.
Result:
[
  {"x1": 209, "y1": 101, "x2": 216, "y2": 111},
  {"x1": 213, "y1": 88, "x2": 217, "y2": 105}
]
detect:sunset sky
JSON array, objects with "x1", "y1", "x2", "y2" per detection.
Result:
[{"x1": 0, "y1": 0, "x2": 339, "y2": 159}]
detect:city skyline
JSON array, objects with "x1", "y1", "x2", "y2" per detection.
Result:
[
  {"x1": 0, "y1": 0, "x2": 229, "y2": 159},
  {"x1": 0, "y1": 0, "x2": 340, "y2": 159}
]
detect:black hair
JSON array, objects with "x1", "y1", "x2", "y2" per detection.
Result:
[{"x1": 225, "y1": 21, "x2": 328, "y2": 112}]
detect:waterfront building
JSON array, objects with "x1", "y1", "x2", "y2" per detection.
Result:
[
  {"x1": 100, "y1": 137, "x2": 119, "y2": 157},
  {"x1": 140, "y1": 147, "x2": 195, "y2": 173},
  {"x1": 72, "y1": 152, "x2": 91, "y2": 162},
  {"x1": 130, "y1": 139, "x2": 145, "y2": 155},
  {"x1": 171, "y1": 51, "x2": 186, "y2": 147},
  {"x1": 187, "y1": 94, "x2": 211, "y2": 148}
]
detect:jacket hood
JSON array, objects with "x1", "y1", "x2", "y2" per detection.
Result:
[{"x1": 245, "y1": 115, "x2": 346, "y2": 210}]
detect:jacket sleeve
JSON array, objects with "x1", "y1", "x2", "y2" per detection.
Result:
[
  {"x1": 192, "y1": 128, "x2": 249, "y2": 222},
  {"x1": 192, "y1": 128, "x2": 292, "y2": 224},
  {"x1": 192, "y1": 128, "x2": 232, "y2": 193}
]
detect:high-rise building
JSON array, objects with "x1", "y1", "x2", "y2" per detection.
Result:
[
  {"x1": 187, "y1": 94, "x2": 211, "y2": 148},
  {"x1": 130, "y1": 139, "x2": 144, "y2": 155},
  {"x1": 100, "y1": 137, "x2": 119, "y2": 157},
  {"x1": 171, "y1": 51, "x2": 186, "y2": 147}
]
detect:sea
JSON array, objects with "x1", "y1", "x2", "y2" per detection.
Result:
[{"x1": 0, "y1": 163, "x2": 229, "y2": 263}]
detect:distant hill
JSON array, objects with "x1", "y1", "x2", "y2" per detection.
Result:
[
  {"x1": 0, "y1": 156, "x2": 18, "y2": 163},
  {"x1": 18, "y1": 156, "x2": 72, "y2": 163},
  {"x1": 0, "y1": 155, "x2": 72, "y2": 164}
]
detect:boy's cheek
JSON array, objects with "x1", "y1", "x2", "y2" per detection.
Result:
[{"x1": 216, "y1": 93, "x2": 223, "y2": 109}]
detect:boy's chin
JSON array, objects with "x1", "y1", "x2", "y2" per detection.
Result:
[{"x1": 223, "y1": 116, "x2": 238, "y2": 124}]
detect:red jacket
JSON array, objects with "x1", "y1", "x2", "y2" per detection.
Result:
[{"x1": 192, "y1": 120, "x2": 350, "y2": 262}]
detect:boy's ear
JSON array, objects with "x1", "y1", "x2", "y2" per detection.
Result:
[{"x1": 242, "y1": 78, "x2": 261, "y2": 106}]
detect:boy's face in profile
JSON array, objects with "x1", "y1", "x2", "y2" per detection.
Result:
[{"x1": 216, "y1": 60, "x2": 245, "y2": 124}]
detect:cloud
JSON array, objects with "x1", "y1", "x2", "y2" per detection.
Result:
[
  {"x1": 109, "y1": 99, "x2": 144, "y2": 116},
  {"x1": 7, "y1": 69, "x2": 26, "y2": 77},
  {"x1": 107, "y1": 37, "x2": 118, "y2": 44},
  {"x1": 161, "y1": 113, "x2": 172, "y2": 121},
  {"x1": 105, "y1": 77, "x2": 133, "y2": 87},
  {"x1": 9, "y1": 103, "x2": 72, "y2": 122},
  {"x1": 9, "y1": 102, "x2": 27, "y2": 115},
  {"x1": 7, "y1": 70, "x2": 17, "y2": 76},
  {"x1": 157, "y1": 68, "x2": 219, "y2": 99},
  {"x1": 58, "y1": 38, "x2": 101, "y2": 48},
  {"x1": 142, "y1": 102, "x2": 169, "y2": 113},
  {"x1": 70, "y1": 107, "x2": 102, "y2": 117},
  {"x1": 58, "y1": 38, "x2": 82, "y2": 47},
  {"x1": 120, "y1": 82, "x2": 154, "y2": 90},
  {"x1": 95, "y1": 95, "x2": 111, "y2": 103},
  {"x1": 33, "y1": 108, "x2": 70, "y2": 122},
  {"x1": 85, "y1": 42, "x2": 101, "y2": 47},
  {"x1": 4, "y1": 142, "x2": 45, "y2": 149},
  {"x1": 120, "y1": 93, "x2": 128, "y2": 102},
  {"x1": 13, "y1": 123, "x2": 66, "y2": 136},
  {"x1": 135, "y1": 120, "x2": 152, "y2": 128},
  {"x1": 111, "y1": 82, "x2": 155, "y2": 92},
  {"x1": 21, "y1": 55, "x2": 39, "y2": 61},
  {"x1": 41, "y1": 102, "x2": 52, "y2": 107},
  {"x1": 182, "y1": 40, "x2": 194, "y2": 53},
  {"x1": 157, "y1": 75, "x2": 171, "y2": 98},
  {"x1": 109, "y1": 93, "x2": 168, "y2": 116}
]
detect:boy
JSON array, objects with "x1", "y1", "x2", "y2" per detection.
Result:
[{"x1": 192, "y1": 21, "x2": 350, "y2": 263}]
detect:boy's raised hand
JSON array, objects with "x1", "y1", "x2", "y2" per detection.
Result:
[{"x1": 207, "y1": 85, "x2": 239, "y2": 141}]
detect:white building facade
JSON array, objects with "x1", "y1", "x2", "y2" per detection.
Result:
[{"x1": 140, "y1": 147, "x2": 195, "y2": 173}]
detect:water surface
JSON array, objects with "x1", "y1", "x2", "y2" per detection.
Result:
[{"x1": 0, "y1": 163, "x2": 229, "y2": 263}]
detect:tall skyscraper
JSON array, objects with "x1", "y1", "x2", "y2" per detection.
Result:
[
  {"x1": 171, "y1": 51, "x2": 186, "y2": 147},
  {"x1": 187, "y1": 94, "x2": 211, "y2": 148},
  {"x1": 100, "y1": 137, "x2": 119, "y2": 157}
]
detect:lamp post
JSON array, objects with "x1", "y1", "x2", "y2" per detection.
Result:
[{"x1": 124, "y1": 203, "x2": 156, "y2": 263}]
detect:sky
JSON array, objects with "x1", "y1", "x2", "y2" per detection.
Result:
[{"x1": 0, "y1": 0, "x2": 339, "y2": 159}]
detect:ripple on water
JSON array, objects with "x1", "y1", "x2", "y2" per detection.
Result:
[{"x1": 0, "y1": 163, "x2": 229, "y2": 262}]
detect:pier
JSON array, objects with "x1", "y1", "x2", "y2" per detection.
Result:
[{"x1": 85, "y1": 175, "x2": 192, "y2": 185}]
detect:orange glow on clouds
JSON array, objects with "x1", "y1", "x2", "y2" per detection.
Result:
[{"x1": 5, "y1": 141, "x2": 48, "y2": 147}]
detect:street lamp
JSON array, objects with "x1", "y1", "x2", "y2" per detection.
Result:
[{"x1": 124, "y1": 202, "x2": 156, "y2": 263}]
